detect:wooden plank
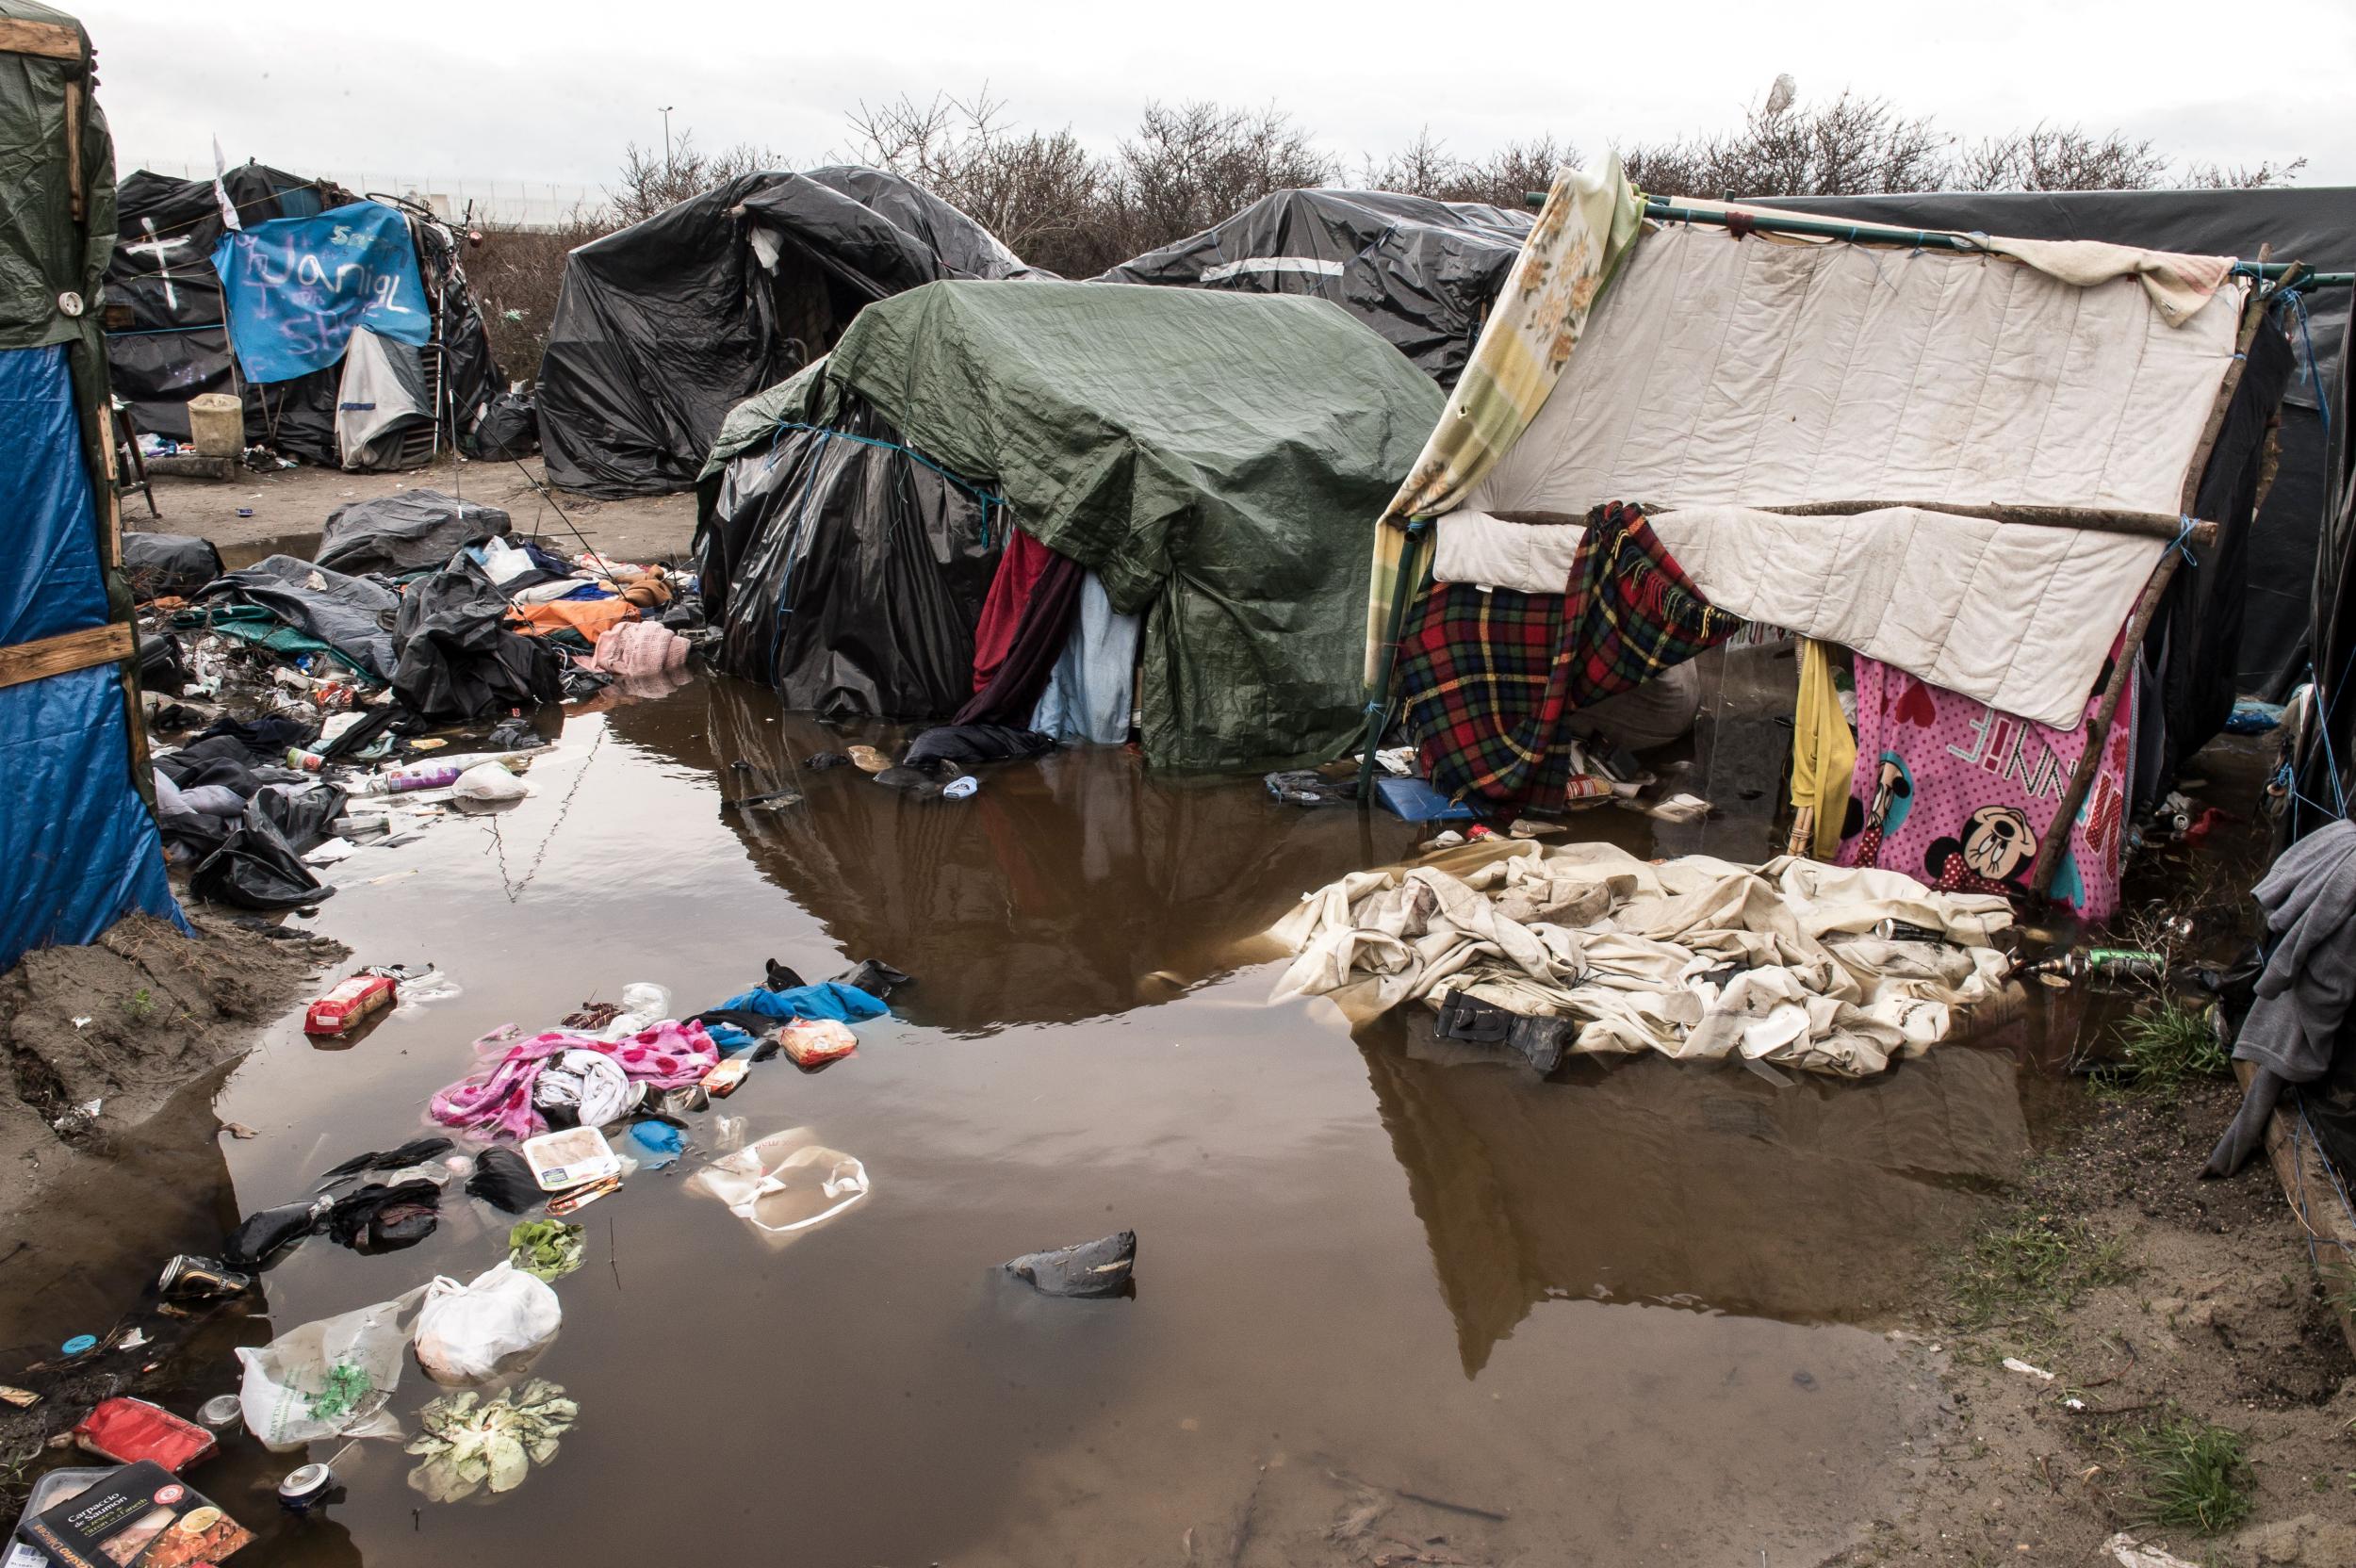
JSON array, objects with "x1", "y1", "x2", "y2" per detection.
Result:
[
  {"x1": 0, "y1": 18, "x2": 81, "y2": 59},
  {"x1": 0, "y1": 622, "x2": 134, "y2": 692},
  {"x1": 62, "y1": 79, "x2": 82, "y2": 222},
  {"x1": 2235, "y1": 1059, "x2": 2356, "y2": 1359}
]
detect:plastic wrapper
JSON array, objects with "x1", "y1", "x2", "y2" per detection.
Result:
[{"x1": 687, "y1": 1127, "x2": 869, "y2": 1240}]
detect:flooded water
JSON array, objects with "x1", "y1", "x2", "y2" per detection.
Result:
[{"x1": 8, "y1": 656, "x2": 2054, "y2": 1566}]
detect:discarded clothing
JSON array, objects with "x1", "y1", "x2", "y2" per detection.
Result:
[
  {"x1": 584, "y1": 620, "x2": 690, "y2": 680},
  {"x1": 703, "y1": 981, "x2": 888, "y2": 1026},
  {"x1": 1398, "y1": 503, "x2": 1739, "y2": 812},
  {"x1": 223, "y1": 1198, "x2": 332, "y2": 1269},
  {"x1": 1788, "y1": 640, "x2": 1857, "y2": 860},
  {"x1": 188, "y1": 782, "x2": 347, "y2": 911},
  {"x1": 532, "y1": 1049, "x2": 635, "y2": 1130},
  {"x1": 430, "y1": 1021, "x2": 721, "y2": 1141},
  {"x1": 903, "y1": 723, "x2": 1055, "y2": 772},
  {"x1": 319, "y1": 1179, "x2": 442, "y2": 1253},
  {"x1": 511, "y1": 596, "x2": 639, "y2": 641},
  {"x1": 971, "y1": 528, "x2": 1058, "y2": 694},
  {"x1": 2233, "y1": 821, "x2": 2356, "y2": 1084},
  {"x1": 190, "y1": 554, "x2": 401, "y2": 679},
  {"x1": 1840, "y1": 651, "x2": 2133, "y2": 919},
  {"x1": 832, "y1": 959, "x2": 912, "y2": 1000},
  {"x1": 1004, "y1": 1231, "x2": 1137, "y2": 1298},
  {"x1": 957, "y1": 542, "x2": 1086, "y2": 727},
  {"x1": 465, "y1": 1147, "x2": 542, "y2": 1213},
  {"x1": 393, "y1": 564, "x2": 565, "y2": 721},
  {"x1": 320, "y1": 1135, "x2": 455, "y2": 1182},
  {"x1": 1268, "y1": 841, "x2": 2014, "y2": 1077}
]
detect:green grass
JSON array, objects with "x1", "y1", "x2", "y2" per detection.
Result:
[
  {"x1": 2115, "y1": 1002, "x2": 2230, "y2": 1091},
  {"x1": 1951, "y1": 1212, "x2": 2133, "y2": 1332},
  {"x1": 2123, "y1": 1415, "x2": 2254, "y2": 1534}
]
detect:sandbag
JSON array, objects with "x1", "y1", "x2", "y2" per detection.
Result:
[{"x1": 413, "y1": 1262, "x2": 563, "y2": 1385}]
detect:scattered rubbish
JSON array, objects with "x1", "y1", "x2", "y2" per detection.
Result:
[
  {"x1": 21, "y1": 1461, "x2": 251, "y2": 1565},
  {"x1": 941, "y1": 774, "x2": 979, "y2": 799},
  {"x1": 2224, "y1": 697, "x2": 2283, "y2": 734},
  {"x1": 405, "y1": 1380, "x2": 577, "y2": 1503},
  {"x1": 1372, "y1": 776, "x2": 1479, "y2": 822},
  {"x1": 276, "y1": 1462, "x2": 335, "y2": 1512},
  {"x1": 688, "y1": 1128, "x2": 870, "y2": 1239},
  {"x1": 2022, "y1": 948, "x2": 2168, "y2": 984},
  {"x1": 625, "y1": 1119, "x2": 684, "y2": 1168},
  {"x1": 832, "y1": 959, "x2": 912, "y2": 1000},
  {"x1": 1265, "y1": 769, "x2": 1356, "y2": 808},
  {"x1": 235, "y1": 1286, "x2": 424, "y2": 1450},
  {"x1": 532, "y1": 1049, "x2": 633, "y2": 1129},
  {"x1": 1506, "y1": 817, "x2": 1565, "y2": 839},
  {"x1": 522, "y1": 1126, "x2": 623, "y2": 1192},
  {"x1": 221, "y1": 1121, "x2": 258, "y2": 1140},
  {"x1": 701, "y1": 1059, "x2": 749, "y2": 1098},
  {"x1": 711, "y1": 1115, "x2": 747, "y2": 1152},
  {"x1": 300, "y1": 836, "x2": 357, "y2": 865},
  {"x1": 803, "y1": 751, "x2": 850, "y2": 771},
  {"x1": 465, "y1": 1148, "x2": 543, "y2": 1213},
  {"x1": 2103, "y1": 1534, "x2": 2204, "y2": 1568},
  {"x1": 223, "y1": 1198, "x2": 333, "y2": 1269},
  {"x1": 847, "y1": 745, "x2": 891, "y2": 774},
  {"x1": 1004, "y1": 1231, "x2": 1137, "y2": 1298},
  {"x1": 1417, "y1": 830, "x2": 1466, "y2": 853},
  {"x1": 157, "y1": 1253, "x2": 254, "y2": 1302},
  {"x1": 2002, "y1": 1357, "x2": 2055, "y2": 1381},
  {"x1": 59, "y1": 1335, "x2": 96, "y2": 1356},
  {"x1": 320, "y1": 1135, "x2": 455, "y2": 1181},
  {"x1": 1619, "y1": 791, "x2": 1712, "y2": 824},
  {"x1": 197, "y1": 1395, "x2": 243, "y2": 1430},
  {"x1": 73, "y1": 1397, "x2": 218, "y2": 1471},
  {"x1": 69, "y1": 1016, "x2": 90, "y2": 1030},
  {"x1": 320, "y1": 1179, "x2": 443, "y2": 1253},
  {"x1": 0, "y1": 1385, "x2": 38, "y2": 1409},
  {"x1": 303, "y1": 973, "x2": 398, "y2": 1037},
  {"x1": 450, "y1": 760, "x2": 532, "y2": 805},
  {"x1": 545, "y1": 1176, "x2": 621, "y2": 1217},
  {"x1": 506, "y1": 1219, "x2": 586, "y2": 1282},
  {"x1": 117, "y1": 1328, "x2": 151, "y2": 1350},
  {"x1": 415, "y1": 1263, "x2": 564, "y2": 1385},
  {"x1": 1791, "y1": 1369, "x2": 1818, "y2": 1391},
  {"x1": 722, "y1": 786, "x2": 802, "y2": 812},
  {"x1": 1376, "y1": 745, "x2": 1416, "y2": 776},
  {"x1": 780, "y1": 1019, "x2": 859, "y2": 1069}
]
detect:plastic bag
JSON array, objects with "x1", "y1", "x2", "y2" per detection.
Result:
[
  {"x1": 413, "y1": 1262, "x2": 564, "y2": 1385},
  {"x1": 589, "y1": 981, "x2": 672, "y2": 1042},
  {"x1": 687, "y1": 1127, "x2": 869, "y2": 1241},
  {"x1": 236, "y1": 1285, "x2": 425, "y2": 1451},
  {"x1": 451, "y1": 762, "x2": 532, "y2": 804}
]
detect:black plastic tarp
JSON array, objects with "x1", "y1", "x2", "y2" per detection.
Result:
[
  {"x1": 316, "y1": 489, "x2": 510, "y2": 576},
  {"x1": 536, "y1": 166, "x2": 1039, "y2": 498},
  {"x1": 700, "y1": 396, "x2": 1000, "y2": 719},
  {"x1": 389, "y1": 560, "x2": 564, "y2": 721},
  {"x1": 120, "y1": 531, "x2": 222, "y2": 600},
  {"x1": 191, "y1": 553, "x2": 401, "y2": 679},
  {"x1": 1751, "y1": 187, "x2": 2355, "y2": 697},
  {"x1": 1097, "y1": 188, "x2": 1533, "y2": 386}
]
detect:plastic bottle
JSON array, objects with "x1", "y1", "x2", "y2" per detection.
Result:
[{"x1": 349, "y1": 760, "x2": 466, "y2": 796}]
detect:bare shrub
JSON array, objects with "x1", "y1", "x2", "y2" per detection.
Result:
[
  {"x1": 469, "y1": 208, "x2": 616, "y2": 384},
  {"x1": 1619, "y1": 89, "x2": 1948, "y2": 199},
  {"x1": 1953, "y1": 124, "x2": 2170, "y2": 192},
  {"x1": 611, "y1": 132, "x2": 790, "y2": 224}
]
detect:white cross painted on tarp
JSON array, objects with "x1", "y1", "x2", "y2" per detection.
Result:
[{"x1": 123, "y1": 218, "x2": 194, "y2": 313}]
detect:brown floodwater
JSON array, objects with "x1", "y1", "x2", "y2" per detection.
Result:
[{"x1": 8, "y1": 653, "x2": 2058, "y2": 1566}]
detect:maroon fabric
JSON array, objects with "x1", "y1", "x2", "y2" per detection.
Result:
[
  {"x1": 956, "y1": 550, "x2": 1085, "y2": 727},
  {"x1": 971, "y1": 528, "x2": 1057, "y2": 694}
]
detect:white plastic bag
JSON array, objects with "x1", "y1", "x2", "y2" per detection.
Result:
[
  {"x1": 451, "y1": 762, "x2": 532, "y2": 804},
  {"x1": 237, "y1": 1285, "x2": 426, "y2": 1451},
  {"x1": 688, "y1": 1127, "x2": 869, "y2": 1242},
  {"x1": 590, "y1": 981, "x2": 674, "y2": 1041},
  {"x1": 413, "y1": 1262, "x2": 564, "y2": 1385}
]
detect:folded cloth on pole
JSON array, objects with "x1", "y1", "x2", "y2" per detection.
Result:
[{"x1": 1268, "y1": 841, "x2": 2014, "y2": 1077}]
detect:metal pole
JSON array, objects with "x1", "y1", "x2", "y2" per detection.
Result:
[{"x1": 660, "y1": 106, "x2": 675, "y2": 172}]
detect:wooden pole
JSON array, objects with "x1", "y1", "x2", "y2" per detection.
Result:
[
  {"x1": 1492, "y1": 502, "x2": 2217, "y2": 547},
  {"x1": 2026, "y1": 264, "x2": 2273, "y2": 898}
]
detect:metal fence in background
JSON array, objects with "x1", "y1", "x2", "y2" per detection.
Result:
[{"x1": 123, "y1": 162, "x2": 612, "y2": 230}]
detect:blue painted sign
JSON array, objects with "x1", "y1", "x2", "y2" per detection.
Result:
[{"x1": 210, "y1": 201, "x2": 430, "y2": 383}]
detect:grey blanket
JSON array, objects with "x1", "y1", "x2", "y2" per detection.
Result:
[{"x1": 2236, "y1": 818, "x2": 2356, "y2": 1082}]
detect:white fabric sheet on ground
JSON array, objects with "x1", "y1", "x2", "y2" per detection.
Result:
[
  {"x1": 1031, "y1": 571, "x2": 1142, "y2": 744},
  {"x1": 1269, "y1": 841, "x2": 2015, "y2": 1077},
  {"x1": 1431, "y1": 504, "x2": 2157, "y2": 730}
]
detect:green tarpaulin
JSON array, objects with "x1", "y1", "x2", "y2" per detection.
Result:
[{"x1": 705, "y1": 280, "x2": 1444, "y2": 769}]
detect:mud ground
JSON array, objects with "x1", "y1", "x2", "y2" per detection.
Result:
[{"x1": 129, "y1": 453, "x2": 700, "y2": 564}]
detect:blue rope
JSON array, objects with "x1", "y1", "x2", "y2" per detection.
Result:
[
  {"x1": 2168, "y1": 514, "x2": 2201, "y2": 568},
  {"x1": 2287, "y1": 291, "x2": 2331, "y2": 446}
]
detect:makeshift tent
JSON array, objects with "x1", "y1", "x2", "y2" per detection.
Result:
[
  {"x1": 538, "y1": 167, "x2": 1039, "y2": 498},
  {"x1": 1750, "y1": 188, "x2": 2355, "y2": 706},
  {"x1": 1097, "y1": 188, "x2": 1533, "y2": 386},
  {"x1": 106, "y1": 166, "x2": 506, "y2": 468},
  {"x1": 1366, "y1": 162, "x2": 2292, "y2": 919},
  {"x1": 0, "y1": 2, "x2": 185, "y2": 971},
  {"x1": 699, "y1": 279, "x2": 1445, "y2": 768}
]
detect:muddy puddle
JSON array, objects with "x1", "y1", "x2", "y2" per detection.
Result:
[{"x1": 6, "y1": 651, "x2": 2082, "y2": 1566}]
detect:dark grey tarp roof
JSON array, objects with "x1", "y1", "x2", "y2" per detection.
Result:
[
  {"x1": 535, "y1": 166, "x2": 1039, "y2": 498},
  {"x1": 1097, "y1": 188, "x2": 1533, "y2": 386}
]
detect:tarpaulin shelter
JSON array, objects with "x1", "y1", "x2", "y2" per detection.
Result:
[
  {"x1": 0, "y1": 1, "x2": 185, "y2": 971},
  {"x1": 106, "y1": 164, "x2": 506, "y2": 469},
  {"x1": 698, "y1": 279, "x2": 1444, "y2": 769},
  {"x1": 1365, "y1": 161, "x2": 2295, "y2": 918},
  {"x1": 1097, "y1": 188, "x2": 1533, "y2": 387},
  {"x1": 537, "y1": 167, "x2": 1040, "y2": 498},
  {"x1": 1749, "y1": 187, "x2": 2356, "y2": 715}
]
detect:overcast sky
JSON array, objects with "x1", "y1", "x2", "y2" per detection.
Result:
[{"x1": 78, "y1": 0, "x2": 2356, "y2": 196}]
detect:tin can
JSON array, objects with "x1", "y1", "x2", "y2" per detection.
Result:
[
  {"x1": 158, "y1": 1254, "x2": 253, "y2": 1300},
  {"x1": 277, "y1": 1462, "x2": 333, "y2": 1511},
  {"x1": 196, "y1": 1395, "x2": 242, "y2": 1430},
  {"x1": 286, "y1": 747, "x2": 326, "y2": 772}
]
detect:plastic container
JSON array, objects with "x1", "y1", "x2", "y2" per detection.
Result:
[
  {"x1": 350, "y1": 760, "x2": 465, "y2": 797},
  {"x1": 73, "y1": 1396, "x2": 216, "y2": 1472},
  {"x1": 3, "y1": 1467, "x2": 111, "y2": 1568},
  {"x1": 521, "y1": 1126, "x2": 622, "y2": 1192},
  {"x1": 187, "y1": 392, "x2": 242, "y2": 457},
  {"x1": 303, "y1": 974, "x2": 398, "y2": 1037}
]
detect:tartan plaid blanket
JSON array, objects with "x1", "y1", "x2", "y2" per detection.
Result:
[{"x1": 1398, "y1": 501, "x2": 1741, "y2": 811}]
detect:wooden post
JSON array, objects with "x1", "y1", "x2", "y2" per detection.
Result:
[{"x1": 2026, "y1": 264, "x2": 2273, "y2": 898}]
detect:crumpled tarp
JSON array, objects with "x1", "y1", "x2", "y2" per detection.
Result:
[
  {"x1": 1269, "y1": 840, "x2": 2016, "y2": 1077},
  {"x1": 192, "y1": 553, "x2": 401, "y2": 679},
  {"x1": 121, "y1": 531, "x2": 223, "y2": 600},
  {"x1": 1098, "y1": 188, "x2": 1532, "y2": 386},
  {"x1": 704, "y1": 281, "x2": 1445, "y2": 768},
  {"x1": 538, "y1": 166, "x2": 1039, "y2": 498},
  {"x1": 391, "y1": 562, "x2": 563, "y2": 721},
  {"x1": 319, "y1": 489, "x2": 512, "y2": 576}
]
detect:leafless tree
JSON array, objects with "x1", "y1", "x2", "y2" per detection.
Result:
[
  {"x1": 1953, "y1": 123, "x2": 2170, "y2": 191},
  {"x1": 844, "y1": 90, "x2": 1103, "y2": 271},
  {"x1": 1362, "y1": 131, "x2": 1581, "y2": 208},
  {"x1": 610, "y1": 132, "x2": 789, "y2": 224},
  {"x1": 2181, "y1": 156, "x2": 2310, "y2": 189},
  {"x1": 1619, "y1": 90, "x2": 1949, "y2": 198},
  {"x1": 1104, "y1": 100, "x2": 1340, "y2": 258}
]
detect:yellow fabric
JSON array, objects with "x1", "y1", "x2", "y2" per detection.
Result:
[
  {"x1": 1789, "y1": 639, "x2": 1856, "y2": 860},
  {"x1": 1361, "y1": 156, "x2": 1645, "y2": 686}
]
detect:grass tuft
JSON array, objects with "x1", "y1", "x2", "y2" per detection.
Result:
[
  {"x1": 2122, "y1": 1415, "x2": 2253, "y2": 1534},
  {"x1": 2116, "y1": 1002, "x2": 2230, "y2": 1091},
  {"x1": 1952, "y1": 1212, "x2": 2133, "y2": 1331}
]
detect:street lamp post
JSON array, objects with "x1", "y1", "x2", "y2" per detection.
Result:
[{"x1": 659, "y1": 106, "x2": 675, "y2": 172}]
